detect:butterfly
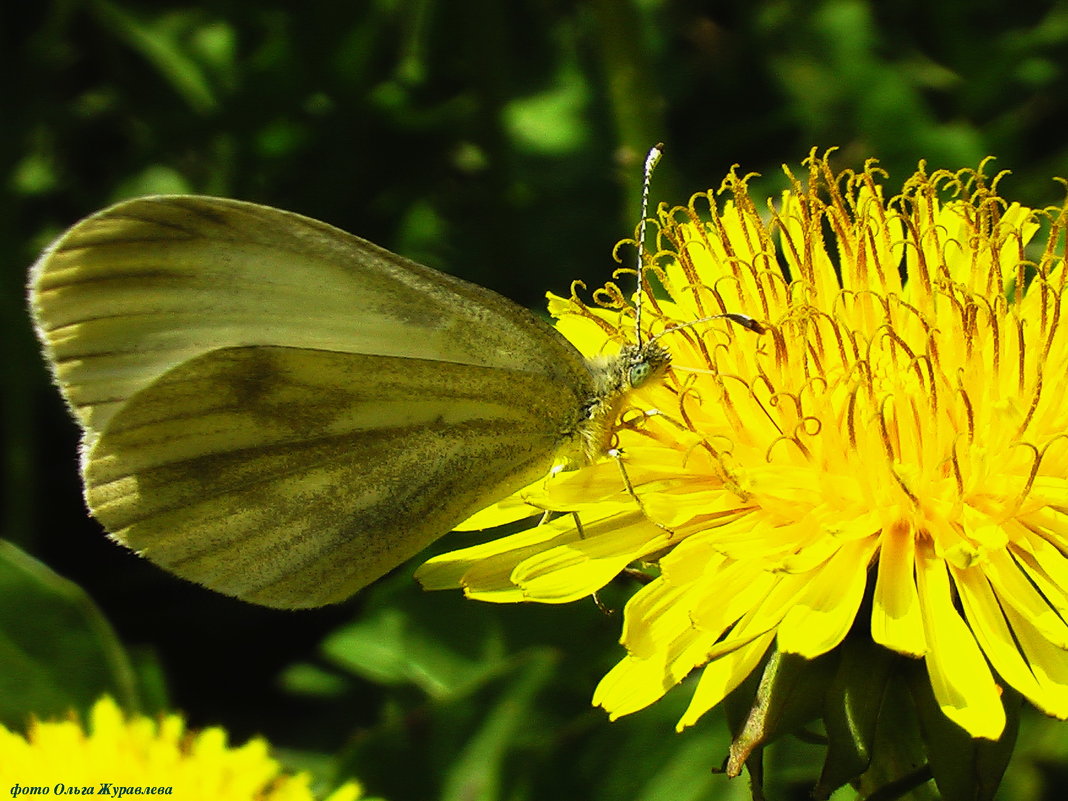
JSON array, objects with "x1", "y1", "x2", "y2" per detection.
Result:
[{"x1": 29, "y1": 194, "x2": 679, "y2": 608}]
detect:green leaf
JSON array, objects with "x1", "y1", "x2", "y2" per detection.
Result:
[
  {"x1": 320, "y1": 580, "x2": 508, "y2": 699},
  {"x1": 441, "y1": 650, "x2": 556, "y2": 801},
  {"x1": 0, "y1": 540, "x2": 138, "y2": 727},
  {"x1": 90, "y1": 0, "x2": 229, "y2": 113}
]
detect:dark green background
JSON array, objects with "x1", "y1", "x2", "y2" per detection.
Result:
[{"x1": 4, "y1": 2, "x2": 1068, "y2": 799}]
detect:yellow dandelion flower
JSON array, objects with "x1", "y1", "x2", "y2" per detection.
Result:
[
  {"x1": 418, "y1": 149, "x2": 1068, "y2": 745},
  {"x1": 0, "y1": 696, "x2": 363, "y2": 801}
]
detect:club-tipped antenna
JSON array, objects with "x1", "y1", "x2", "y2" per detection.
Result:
[
  {"x1": 634, "y1": 143, "x2": 664, "y2": 346},
  {"x1": 649, "y1": 312, "x2": 766, "y2": 344}
]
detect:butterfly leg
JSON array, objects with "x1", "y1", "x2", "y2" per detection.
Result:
[{"x1": 608, "y1": 448, "x2": 676, "y2": 538}]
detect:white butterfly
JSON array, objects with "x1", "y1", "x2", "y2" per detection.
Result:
[{"x1": 29, "y1": 195, "x2": 671, "y2": 608}]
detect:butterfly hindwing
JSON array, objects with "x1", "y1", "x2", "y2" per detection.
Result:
[{"x1": 85, "y1": 345, "x2": 587, "y2": 607}]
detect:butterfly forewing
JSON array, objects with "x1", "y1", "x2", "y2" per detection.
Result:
[{"x1": 31, "y1": 196, "x2": 593, "y2": 441}]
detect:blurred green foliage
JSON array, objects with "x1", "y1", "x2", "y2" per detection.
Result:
[{"x1": 4, "y1": 1, "x2": 1068, "y2": 799}]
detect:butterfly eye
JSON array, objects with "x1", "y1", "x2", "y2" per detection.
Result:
[{"x1": 628, "y1": 361, "x2": 652, "y2": 388}]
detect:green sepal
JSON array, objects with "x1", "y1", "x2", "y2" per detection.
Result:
[
  {"x1": 815, "y1": 634, "x2": 897, "y2": 797},
  {"x1": 853, "y1": 663, "x2": 936, "y2": 800},
  {"x1": 725, "y1": 647, "x2": 839, "y2": 789},
  {"x1": 907, "y1": 661, "x2": 1021, "y2": 801}
]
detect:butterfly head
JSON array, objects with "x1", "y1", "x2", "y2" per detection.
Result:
[{"x1": 621, "y1": 342, "x2": 671, "y2": 390}]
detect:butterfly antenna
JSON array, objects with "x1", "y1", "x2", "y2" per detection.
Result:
[
  {"x1": 635, "y1": 143, "x2": 664, "y2": 346},
  {"x1": 649, "y1": 312, "x2": 766, "y2": 343}
]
